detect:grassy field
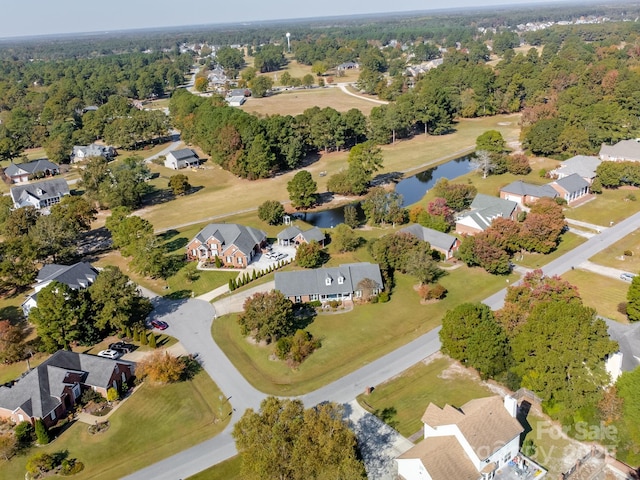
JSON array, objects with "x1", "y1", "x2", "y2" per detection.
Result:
[
  {"x1": 515, "y1": 232, "x2": 586, "y2": 270},
  {"x1": 140, "y1": 114, "x2": 522, "y2": 231},
  {"x1": 187, "y1": 455, "x2": 243, "y2": 480},
  {"x1": 564, "y1": 189, "x2": 640, "y2": 226},
  {"x1": 561, "y1": 269, "x2": 629, "y2": 323},
  {"x1": 0, "y1": 371, "x2": 230, "y2": 480},
  {"x1": 211, "y1": 266, "x2": 516, "y2": 396},
  {"x1": 356, "y1": 355, "x2": 493, "y2": 437},
  {"x1": 241, "y1": 86, "x2": 378, "y2": 116},
  {"x1": 590, "y1": 228, "x2": 640, "y2": 273}
]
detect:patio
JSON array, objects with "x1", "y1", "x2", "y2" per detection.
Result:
[{"x1": 494, "y1": 455, "x2": 547, "y2": 480}]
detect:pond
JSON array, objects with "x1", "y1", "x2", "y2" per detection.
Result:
[{"x1": 300, "y1": 155, "x2": 474, "y2": 228}]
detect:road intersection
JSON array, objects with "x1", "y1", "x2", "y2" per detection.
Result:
[{"x1": 124, "y1": 209, "x2": 640, "y2": 480}]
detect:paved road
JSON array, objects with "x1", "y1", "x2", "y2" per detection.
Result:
[
  {"x1": 125, "y1": 209, "x2": 640, "y2": 479},
  {"x1": 337, "y1": 82, "x2": 389, "y2": 105}
]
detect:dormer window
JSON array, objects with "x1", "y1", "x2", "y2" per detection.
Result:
[
  {"x1": 325, "y1": 276, "x2": 332, "y2": 286},
  {"x1": 36, "y1": 188, "x2": 44, "y2": 196},
  {"x1": 338, "y1": 276, "x2": 344, "y2": 285}
]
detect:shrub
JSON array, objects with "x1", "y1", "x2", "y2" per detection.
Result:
[
  {"x1": 275, "y1": 337, "x2": 293, "y2": 360},
  {"x1": 107, "y1": 387, "x2": 119, "y2": 402},
  {"x1": 538, "y1": 168, "x2": 547, "y2": 178},
  {"x1": 228, "y1": 278, "x2": 235, "y2": 291},
  {"x1": 26, "y1": 452, "x2": 56, "y2": 476},
  {"x1": 590, "y1": 177, "x2": 603, "y2": 194},
  {"x1": 626, "y1": 193, "x2": 637, "y2": 202},
  {"x1": 378, "y1": 292, "x2": 390, "y2": 303},
  {"x1": 506, "y1": 154, "x2": 531, "y2": 175},
  {"x1": 149, "y1": 333, "x2": 157, "y2": 349},
  {"x1": 308, "y1": 300, "x2": 322, "y2": 308},
  {"x1": 80, "y1": 389, "x2": 105, "y2": 406},
  {"x1": 140, "y1": 331, "x2": 148, "y2": 346},
  {"x1": 133, "y1": 329, "x2": 140, "y2": 342},
  {"x1": 618, "y1": 302, "x2": 628, "y2": 316},
  {"x1": 34, "y1": 419, "x2": 50, "y2": 445},
  {"x1": 328, "y1": 300, "x2": 341, "y2": 309},
  {"x1": 214, "y1": 255, "x2": 223, "y2": 268},
  {"x1": 370, "y1": 295, "x2": 379, "y2": 304},
  {"x1": 136, "y1": 351, "x2": 187, "y2": 383},
  {"x1": 418, "y1": 283, "x2": 448, "y2": 300},
  {"x1": 554, "y1": 197, "x2": 567, "y2": 205},
  {"x1": 61, "y1": 458, "x2": 85, "y2": 475},
  {"x1": 624, "y1": 250, "x2": 633, "y2": 257},
  {"x1": 14, "y1": 421, "x2": 34, "y2": 446}
]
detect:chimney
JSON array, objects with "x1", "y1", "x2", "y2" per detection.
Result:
[{"x1": 504, "y1": 395, "x2": 518, "y2": 418}]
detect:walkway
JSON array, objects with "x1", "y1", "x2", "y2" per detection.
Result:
[{"x1": 578, "y1": 260, "x2": 632, "y2": 280}]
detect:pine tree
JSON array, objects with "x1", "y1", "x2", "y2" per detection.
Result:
[
  {"x1": 229, "y1": 279, "x2": 234, "y2": 291},
  {"x1": 34, "y1": 419, "x2": 50, "y2": 445},
  {"x1": 252, "y1": 270, "x2": 257, "y2": 280},
  {"x1": 141, "y1": 331, "x2": 148, "y2": 346},
  {"x1": 149, "y1": 333, "x2": 157, "y2": 349},
  {"x1": 133, "y1": 329, "x2": 140, "y2": 342}
]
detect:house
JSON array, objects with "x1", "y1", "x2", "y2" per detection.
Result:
[
  {"x1": 10, "y1": 178, "x2": 70, "y2": 210},
  {"x1": 274, "y1": 262, "x2": 383, "y2": 304},
  {"x1": 186, "y1": 223, "x2": 267, "y2": 267},
  {"x1": 455, "y1": 194, "x2": 519, "y2": 236},
  {"x1": 164, "y1": 148, "x2": 200, "y2": 170},
  {"x1": 21, "y1": 262, "x2": 99, "y2": 316},
  {"x1": 499, "y1": 180, "x2": 558, "y2": 206},
  {"x1": 71, "y1": 144, "x2": 116, "y2": 162},
  {"x1": 396, "y1": 396, "x2": 531, "y2": 480},
  {"x1": 276, "y1": 226, "x2": 326, "y2": 247},
  {"x1": 0, "y1": 350, "x2": 134, "y2": 428},
  {"x1": 550, "y1": 155, "x2": 601, "y2": 185},
  {"x1": 599, "y1": 139, "x2": 640, "y2": 162},
  {"x1": 228, "y1": 88, "x2": 250, "y2": 97},
  {"x1": 548, "y1": 173, "x2": 590, "y2": 205},
  {"x1": 337, "y1": 61, "x2": 359, "y2": 70},
  {"x1": 399, "y1": 224, "x2": 460, "y2": 260},
  {"x1": 4, "y1": 159, "x2": 60, "y2": 184}
]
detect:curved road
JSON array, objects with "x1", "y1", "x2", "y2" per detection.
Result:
[{"x1": 124, "y1": 210, "x2": 640, "y2": 480}]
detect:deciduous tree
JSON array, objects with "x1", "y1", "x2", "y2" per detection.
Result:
[
  {"x1": 168, "y1": 174, "x2": 191, "y2": 196},
  {"x1": 136, "y1": 350, "x2": 186, "y2": 384},
  {"x1": 257, "y1": 200, "x2": 285, "y2": 225},
  {"x1": 0, "y1": 320, "x2": 26, "y2": 364},
  {"x1": 626, "y1": 275, "x2": 640, "y2": 322},
  {"x1": 296, "y1": 240, "x2": 325, "y2": 268},
  {"x1": 238, "y1": 291, "x2": 295, "y2": 344}
]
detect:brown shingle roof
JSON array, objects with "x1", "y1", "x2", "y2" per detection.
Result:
[
  {"x1": 422, "y1": 396, "x2": 524, "y2": 460},
  {"x1": 398, "y1": 436, "x2": 478, "y2": 480}
]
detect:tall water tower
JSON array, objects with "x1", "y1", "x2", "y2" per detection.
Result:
[{"x1": 286, "y1": 32, "x2": 291, "y2": 53}]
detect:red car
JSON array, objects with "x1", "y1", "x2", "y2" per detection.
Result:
[{"x1": 151, "y1": 319, "x2": 169, "y2": 330}]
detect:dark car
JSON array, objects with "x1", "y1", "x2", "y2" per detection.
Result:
[
  {"x1": 151, "y1": 319, "x2": 169, "y2": 330},
  {"x1": 109, "y1": 341, "x2": 132, "y2": 354}
]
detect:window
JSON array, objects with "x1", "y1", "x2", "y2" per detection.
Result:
[
  {"x1": 226, "y1": 256, "x2": 232, "y2": 263},
  {"x1": 237, "y1": 257, "x2": 243, "y2": 264},
  {"x1": 295, "y1": 296, "x2": 302, "y2": 303},
  {"x1": 310, "y1": 294, "x2": 318, "y2": 301},
  {"x1": 51, "y1": 409, "x2": 56, "y2": 421},
  {"x1": 73, "y1": 384, "x2": 81, "y2": 400},
  {"x1": 325, "y1": 277, "x2": 332, "y2": 286},
  {"x1": 338, "y1": 276, "x2": 344, "y2": 285}
]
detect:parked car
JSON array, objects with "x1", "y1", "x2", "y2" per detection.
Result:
[
  {"x1": 620, "y1": 272, "x2": 636, "y2": 282},
  {"x1": 109, "y1": 341, "x2": 132, "y2": 354},
  {"x1": 97, "y1": 349, "x2": 121, "y2": 359},
  {"x1": 151, "y1": 319, "x2": 169, "y2": 330}
]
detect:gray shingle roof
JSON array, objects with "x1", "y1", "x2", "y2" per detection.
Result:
[
  {"x1": 277, "y1": 226, "x2": 303, "y2": 240},
  {"x1": 501, "y1": 181, "x2": 558, "y2": 199},
  {"x1": 193, "y1": 223, "x2": 266, "y2": 257},
  {"x1": 275, "y1": 263, "x2": 383, "y2": 297},
  {"x1": 606, "y1": 319, "x2": 640, "y2": 372},
  {"x1": 599, "y1": 139, "x2": 640, "y2": 162},
  {"x1": 399, "y1": 224, "x2": 458, "y2": 251},
  {"x1": 470, "y1": 194, "x2": 517, "y2": 219},
  {"x1": 10, "y1": 178, "x2": 70, "y2": 208},
  {"x1": 4, "y1": 159, "x2": 59, "y2": 178},
  {"x1": 168, "y1": 148, "x2": 198, "y2": 161},
  {"x1": 36, "y1": 262, "x2": 98, "y2": 289},
  {"x1": 300, "y1": 227, "x2": 325, "y2": 243},
  {"x1": 0, "y1": 351, "x2": 134, "y2": 419},
  {"x1": 553, "y1": 173, "x2": 589, "y2": 194},
  {"x1": 553, "y1": 155, "x2": 601, "y2": 180}
]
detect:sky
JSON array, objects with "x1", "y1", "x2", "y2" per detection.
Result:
[{"x1": 1, "y1": 0, "x2": 573, "y2": 39}]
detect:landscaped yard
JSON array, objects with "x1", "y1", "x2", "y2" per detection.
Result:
[
  {"x1": 561, "y1": 269, "x2": 629, "y2": 323},
  {"x1": 590, "y1": 228, "x2": 640, "y2": 273},
  {"x1": 0, "y1": 371, "x2": 230, "y2": 480},
  {"x1": 139, "y1": 114, "x2": 522, "y2": 231},
  {"x1": 211, "y1": 266, "x2": 516, "y2": 395},
  {"x1": 187, "y1": 455, "x2": 242, "y2": 480},
  {"x1": 515, "y1": 232, "x2": 586, "y2": 270},
  {"x1": 356, "y1": 355, "x2": 493, "y2": 437},
  {"x1": 564, "y1": 189, "x2": 640, "y2": 226}
]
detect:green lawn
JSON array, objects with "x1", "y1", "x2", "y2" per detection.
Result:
[
  {"x1": 564, "y1": 190, "x2": 640, "y2": 226},
  {"x1": 187, "y1": 455, "x2": 243, "y2": 480},
  {"x1": 211, "y1": 266, "x2": 516, "y2": 396},
  {"x1": 515, "y1": 232, "x2": 586, "y2": 270},
  {"x1": 356, "y1": 356, "x2": 493, "y2": 437},
  {"x1": 0, "y1": 372, "x2": 230, "y2": 480},
  {"x1": 561, "y1": 269, "x2": 629, "y2": 323},
  {"x1": 590, "y1": 228, "x2": 640, "y2": 273}
]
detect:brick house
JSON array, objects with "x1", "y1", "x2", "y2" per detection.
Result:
[
  {"x1": 0, "y1": 351, "x2": 135, "y2": 428},
  {"x1": 4, "y1": 159, "x2": 60, "y2": 184},
  {"x1": 186, "y1": 223, "x2": 267, "y2": 268},
  {"x1": 276, "y1": 226, "x2": 326, "y2": 247},
  {"x1": 398, "y1": 224, "x2": 461, "y2": 260},
  {"x1": 499, "y1": 181, "x2": 558, "y2": 206}
]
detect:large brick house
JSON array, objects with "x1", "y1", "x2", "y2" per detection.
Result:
[
  {"x1": 186, "y1": 223, "x2": 267, "y2": 268},
  {"x1": 0, "y1": 351, "x2": 134, "y2": 428}
]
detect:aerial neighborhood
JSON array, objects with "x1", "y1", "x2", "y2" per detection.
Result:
[{"x1": 2, "y1": 2, "x2": 640, "y2": 480}]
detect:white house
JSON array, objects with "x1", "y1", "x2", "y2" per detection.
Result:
[
  {"x1": 164, "y1": 148, "x2": 200, "y2": 170},
  {"x1": 10, "y1": 178, "x2": 70, "y2": 210},
  {"x1": 599, "y1": 139, "x2": 640, "y2": 162},
  {"x1": 396, "y1": 396, "x2": 530, "y2": 480}
]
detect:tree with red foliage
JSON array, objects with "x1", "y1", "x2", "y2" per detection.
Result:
[{"x1": 519, "y1": 198, "x2": 566, "y2": 254}]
